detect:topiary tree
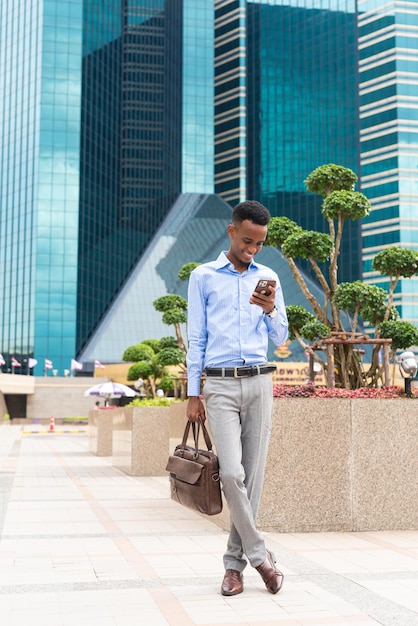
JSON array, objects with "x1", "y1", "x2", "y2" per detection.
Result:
[
  {"x1": 372, "y1": 248, "x2": 418, "y2": 318},
  {"x1": 122, "y1": 339, "x2": 186, "y2": 398},
  {"x1": 157, "y1": 346, "x2": 185, "y2": 367},
  {"x1": 267, "y1": 163, "x2": 418, "y2": 389},
  {"x1": 304, "y1": 163, "x2": 358, "y2": 195},
  {"x1": 332, "y1": 282, "x2": 392, "y2": 387},
  {"x1": 122, "y1": 266, "x2": 199, "y2": 398},
  {"x1": 151, "y1": 264, "x2": 203, "y2": 357},
  {"x1": 178, "y1": 262, "x2": 201, "y2": 281},
  {"x1": 159, "y1": 336, "x2": 179, "y2": 350},
  {"x1": 379, "y1": 320, "x2": 418, "y2": 356},
  {"x1": 153, "y1": 294, "x2": 188, "y2": 355},
  {"x1": 286, "y1": 305, "x2": 330, "y2": 343},
  {"x1": 127, "y1": 361, "x2": 155, "y2": 384},
  {"x1": 158, "y1": 373, "x2": 175, "y2": 394},
  {"x1": 140, "y1": 338, "x2": 162, "y2": 353},
  {"x1": 122, "y1": 343, "x2": 155, "y2": 363}
]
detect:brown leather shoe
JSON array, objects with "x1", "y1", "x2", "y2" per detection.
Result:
[
  {"x1": 221, "y1": 569, "x2": 244, "y2": 596},
  {"x1": 255, "y1": 550, "x2": 284, "y2": 594}
]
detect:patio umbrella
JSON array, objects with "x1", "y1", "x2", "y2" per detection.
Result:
[{"x1": 84, "y1": 381, "x2": 138, "y2": 405}]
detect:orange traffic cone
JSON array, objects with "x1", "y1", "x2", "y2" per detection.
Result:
[{"x1": 49, "y1": 416, "x2": 55, "y2": 432}]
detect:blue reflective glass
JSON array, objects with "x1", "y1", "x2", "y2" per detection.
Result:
[
  {"x1": 361, "y1": 133, "x2": 397, "y2": 152},
  {"x1": 360, "y1": 61, "x2": 396, "y2": 82},
  {"x1": 363, "y1": 231, "x2": 401, "y2": 248},
  {"x1": 362, "y1": 182, "x2": 399, "y2": 197},
  {"x1": 360, "y1": 85, "x2": 396, "y2": 106},
  {"x1": 358, "y1": 15, "x2": 393, "y2": 35},
  {"x1": 359, "y1": 36, "x2": 395, "y2": 60},
  {"x1": 361, "y1": 158, "x2": 398, "y2": 177},
  {"x1": 244, "y1": 0, "x2": 359, "y2": 283},
  {"x1": 359, "y1": 0, "x2": 418, "y2": 319},
  {"x1": 0, "y1": 0, "x2": 82, "y2": 374}
]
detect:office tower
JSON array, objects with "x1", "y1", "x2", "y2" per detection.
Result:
[
  {"x1": 214, "y1": 0, "x2": 361, "y2": 285},
  {"x1": 359, "y1": 0, "x2": 418, "y2": 323},
  {"x1": 77, "y1": 0, "x2": 183, "y2": 355},
  {"x1": 0, "y1": 0, "x2": 214, "y2": 374},
  {"x1": 0, "y1": 0, "x2": 83, "y2": 376}
]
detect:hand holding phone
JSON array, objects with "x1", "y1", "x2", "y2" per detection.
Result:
[{"x1": 254, "y1": 279, "x2": 276, "y2": 296}]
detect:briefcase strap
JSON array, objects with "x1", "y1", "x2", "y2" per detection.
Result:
[{"x1": 181, "y1": 417, "x2": 214, "y2": 453}]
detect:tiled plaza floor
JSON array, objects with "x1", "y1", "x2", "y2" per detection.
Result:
[{"x1": 1, "y1": 423, "x2": 418, "y2": 626}]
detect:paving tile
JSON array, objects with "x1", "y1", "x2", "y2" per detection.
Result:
[{"x1": 1, "y1": 425, "x2": 418, "y2": 626}]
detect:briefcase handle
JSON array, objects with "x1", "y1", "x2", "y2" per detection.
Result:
[{"x1": 181, "y1": 417, "x2": 214, "y2": 453}]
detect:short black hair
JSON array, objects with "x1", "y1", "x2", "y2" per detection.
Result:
[{"x1": 232, "y1": 200, "x2": 270, "y2": 226}]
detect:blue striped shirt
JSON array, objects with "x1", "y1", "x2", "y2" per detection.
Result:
[{"x1": 186, "y1": 251, "x2": 289, "y2": 396}]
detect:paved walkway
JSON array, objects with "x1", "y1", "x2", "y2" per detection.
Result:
[{"x1": 1, "y1": 424, "x2": 418, "y2": 626}]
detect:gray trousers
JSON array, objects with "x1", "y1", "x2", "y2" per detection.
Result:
[{"x1": 203, "y1": 374, "x2": 273, "y2": 572}]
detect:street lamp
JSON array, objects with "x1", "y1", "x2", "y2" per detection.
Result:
[{"x1": 397, "y1": 351, "x2": 418, "y2": 397}]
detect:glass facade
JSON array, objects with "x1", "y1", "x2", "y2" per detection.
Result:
[
  {"x1": 182, "y1": 0, "x2": 214, "y2": 193},
  {"x1": 215, "y1": 0, "x2": 362, "y2": 285},
  {"x1": 214, "y1": 0, "x2": 247, "y2": 204},
  {"x1": 0, "y1": 0, "x2": 214, "y2": 374},
  {"x1": 2, "y1": 0, "x2": 418, "y2": 374},
  {"x1": 0, "y1": 0, "x2": 82, "y2": 375},
  {"x1": 359, "y1": 0, "x2": 418, "y2": 323},
  {"x1": 77, "y1": 0, "x2": 184, "y2": 354}
]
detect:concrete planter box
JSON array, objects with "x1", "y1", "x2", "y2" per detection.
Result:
[
  {"x1": 256, "y1": 397, "x2": 418, "y2": 532},
  {"x1": 89, "y1": 407, "x2": 123, "y2": 456},
  {"x1": 112, "y1": 406, "x2": 170, "y2": 476},
  {"x1": 89, "y1": 397, "x2": 418, "y2": 532},
  {"x1": 89, "y1": 401, "x2": 187, "y2": 458},
  {"x1": 168, "y1": 401, "x2": 188, "y2": 439}
]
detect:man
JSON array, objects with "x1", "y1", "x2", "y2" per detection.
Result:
[{"x1": 186, "y1": 200, "x2": 288, "y2": 596}]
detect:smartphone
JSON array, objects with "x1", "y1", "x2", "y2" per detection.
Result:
[{"x1": 254, "y1": 279, "x2": 276, "y2": 296}]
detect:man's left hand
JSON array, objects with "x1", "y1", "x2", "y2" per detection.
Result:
[{"x1": 250, "y1": 285, "x2": 276, "y2": 314}]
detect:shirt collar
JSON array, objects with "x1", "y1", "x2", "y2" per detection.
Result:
[{"x1": 215, "y1": 251, "x2": 259, "y2": 272}]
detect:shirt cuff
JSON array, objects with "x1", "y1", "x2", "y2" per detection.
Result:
[{"x1": 187, "y1": 379, "x2": 202, "y2": 397}]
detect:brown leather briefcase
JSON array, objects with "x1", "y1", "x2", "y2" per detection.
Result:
[{"x1": 166, "y1": 417, "x2": 223, "y2": 516}]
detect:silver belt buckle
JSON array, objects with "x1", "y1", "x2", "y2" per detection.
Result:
[{"x1": 234, "y1": 367, "x2": 244, "y2": 378}]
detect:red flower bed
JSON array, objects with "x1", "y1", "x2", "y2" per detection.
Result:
[{"x1": 273, "y1": 383, "x2": 415, "y2": 399}]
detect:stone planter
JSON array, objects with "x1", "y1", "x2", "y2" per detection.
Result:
[
  {"x1": 168, "y1": 400, "x2": 189, "y2": 439},
  {"x1": 89, "y1": 402, "x2": 186, "y2": 458},
  {"x1": 257, "y1": 397, "x2": 418, "y2": 532},
  {"x1": 92, "y1": 397, "x2": 418, "y2": 532},
  {"x1": 89, "y1": 407, "x2": 121, "y2": 456},
  {"x1": 112, "y1": 406, "x2": 170, "y2": 476}
]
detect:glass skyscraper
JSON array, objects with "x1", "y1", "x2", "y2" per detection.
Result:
[
  {"x1": 77, "y1": 0, "x2": 183, "y2": 354},
  {"x1": 0, "y1": 0, "x2": 83, "y2": 375},
  {"x1": 0, "y1": 0, "x2": 213, "y2": 374},
  {"x1": 359, "y1": 0, "x2": 418, "y2": 324},
  {"x1": 214, "y1": 0, "x2": 361, "y2": 284}
]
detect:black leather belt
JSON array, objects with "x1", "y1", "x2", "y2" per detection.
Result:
[{"x1": 205, "y1": 365, "x2": 277, "y2": 378}]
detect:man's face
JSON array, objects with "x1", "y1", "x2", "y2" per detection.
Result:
[{"x1": 226, "y1": 219, "x2": 267, "y2": 271}]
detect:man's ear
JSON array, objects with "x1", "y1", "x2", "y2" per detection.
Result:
[{"x1": 227, "y1": 223, "x2": 234, "y2": 237}]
